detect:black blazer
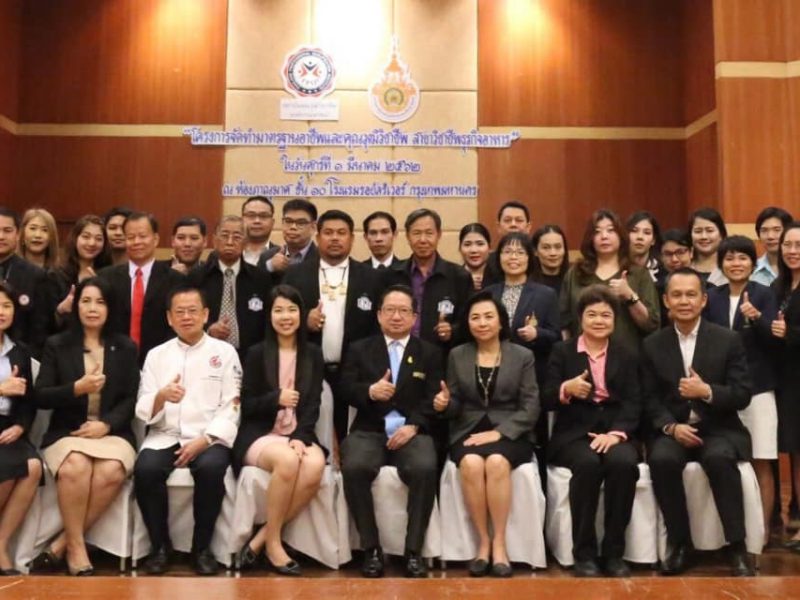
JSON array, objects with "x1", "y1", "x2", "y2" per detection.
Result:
[
  {"x1": 704, "y1": 281, "x2": 777, "y2": 394},
  {"x1": 232, "y1": 342, "x2": 324, "y2": 475},
  {"x1": 2, "y1": 255, "x2": 53, "y2": 357},
  {"x1": 283, "y1": 258, "x2": 379, "y2": 360},
  {"x1": 34, "y1": 332, "x2": 139, "y2": 449},
  {"x1": 98, "y1": 261, "x2": 185, "y2": 366},
  {"x1": 341, "y1": 334, "x2": 443, "y2": 435},
  {"x1": 543, "y1": 339, "x2": 642, "y2": 458},
  {"x1": 382, "y1": 254, "x2": 473, "y2": 354},
  {"x1": 187, "y1": 259, "x2": 273, "y2": 358},
  {"x1": 486, "y1": 281, "x2": 560, "y2": 386},
  {"x1": 257, "y1": 242, "x2": 319, "y2": 283},
  {"x1": 0, "y1": 341, "x2": 36, "y2": 435},
  {"x1": 641, "y1": 319, "x2": 752, "y2": 459}
]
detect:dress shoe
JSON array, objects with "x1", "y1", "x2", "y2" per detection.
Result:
[
  {"x1": 142, "y1": 545, "x2": 171, "y2": 575},
  {"x1": 193, "y1": 548, "x2": 220, "y2": 576},
  {"x1": 237, "y1": 541, "x2": 261, "y2": 570},
  {"x1": 361, "y1": 547, "x2": 384, "y2": 578},
  {"x1": 0, "y1": 568, "x2": 20, "y2": 576},
  {"x1": 467, "y1": 558, "x2": 490, "y2": 577},
  {"x1": 491, "y1": 562, "x2": 513, "y2": 578},
  {"x1": 29, "y1": 548, "x2": 63, "y2": 573},
  {"x1": 67, "y1": 564, "x2": 94, "y2": 577},
  {"x1": 783, "y1": 539, "x2": 800, "y2": 552},
  {"x1": 573, "y1": 558, "x2": 601, "y2": 577},
  {"x1": 268, "y1": 558, "x2": 302, "y2": 576},
  {"x1": 660, "y1": 543, "x2": 691, "y2": 576},
  {"x1": 604, "y1": 557, "x2": 630, "y2": 577},
  {"x1": 729, "y1": 545, "x2": 755, "y2": 577},
  {"x1": 404, "y1": 551, "x2": 427, "y2": 578}
]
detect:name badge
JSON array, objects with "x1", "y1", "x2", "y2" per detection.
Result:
[
  {"x1": 412, "y1": 371, "x2": 426, "y2": 380},
  {"x1": 437, "y1": 299, "x2": 454, "y2": 316},
  {"x1": 248, "y1": 297, "x2": 264, "y2": 312},
  {"x1": 357, "y1": 295, "x2": 372, "y2": 311},
  {"x1": 0, "y1": 397, "x2": 11, "y2": 416}
]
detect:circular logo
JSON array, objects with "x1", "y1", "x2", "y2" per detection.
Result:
[{"x1": 282, "y1": 47, "x2": 336, "y2": 98}]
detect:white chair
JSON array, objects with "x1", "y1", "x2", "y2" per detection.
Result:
[
  {"x1": 656, "y1": 461, "x2": 764, "y2": 559},
  {"x1": 439, "y1": 457, "x2": 547, "y2": 569},
  {"x1": 545, "y1": 463, "x2": 660, "y2": 567},
  {"x1": 228, "y1": 380, "x2": 352, "y2": 569}
]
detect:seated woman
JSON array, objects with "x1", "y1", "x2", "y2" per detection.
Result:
[
  {"x1": 544, "y1": 285, "x2": 641, "y2": 578},
  {"x1": 0, "y1": 282, "x2": 42, "y2": 574},
  {"x1": 33, "y1": 277, "x2": 139, "y2": 576},
  {"x1": 433, "y1": 290, "x2": 539, "y2": 578},
  {"x1": 232, "y1": 285, "x2": 326, "y2": 576}
]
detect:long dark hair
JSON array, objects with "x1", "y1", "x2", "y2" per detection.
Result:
[
  {"x1": 775, "y1": 221, "x2": 800, "y2": 301},
  {"x1": 67, "y1": 276, "x2": 115, "y2": 342},
  {"x1": 0, "y1": 281, "x2": 19, "y2": 341},
  {"x1": 626, "y1": 210, "x2": 663, "y2": 261},
  {"x1": 576, "y1": 209, "x2": 629, "y2": 284},
  {"x1": 531, "y1": 224, "x2": 569, "y2": 279},
  {"x1": 57, "y1": 215, "x2": 110, "y2": 284},
  {"x1": 264, "y1": 284, "x2": 308, "y2": 354}
]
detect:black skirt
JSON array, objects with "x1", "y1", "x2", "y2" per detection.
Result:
[
  {"x1": 0, "y1": 437, "x2": 39, "y2": 483},
  {"x1": 449, "y1": 415, "x2": 534, "y2": 469}
]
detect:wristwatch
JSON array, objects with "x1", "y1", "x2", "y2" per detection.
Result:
[
  {"x1": 626, "y1": 294, "x2": 640, "y2": 306},
  {"x1": 203, "y1": 433, "x2": 215, "y2": 446}
]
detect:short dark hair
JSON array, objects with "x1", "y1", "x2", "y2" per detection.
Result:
[
  {"x1": 282, "y1": 198, "x2": 317, "y2": 222},
  {"x1": 689, "y1": 207, "x2": 728, "y2": 239},
  {"x1": 755, "y1": 206, "x2": 793, "y2": 235},
  {"x1": 459, "y1": 222, "x2": 491, "y2": 246},
  {"x1": 363, "y1": 211, "x2": 397, "y2": 234},
  {"x1": 124, "y1": 211, "x2": 159, "y2": 235},
  {"x1": 172, "y1": 216, "x2": 207, "y2": 237},
  {"x1": 626, "y1": 210, "x2": 663, "y2": 255},
  {"x1": 717, "y1": 235, "x2": 757, "y2": 270},
  {"x1": 317, "y1": 209, "x2": 354, "y2": 233},
  {"x1": 103, "y1": 206, "x2": 132, "y2": 225},
  {"x1": 494, "y1": 232, "x2": 534, "y2": 276},
  {"x1": 576, "y1": 284, "x2": 620, "y2": 319},
  {"x1": 242, "y1": 195, "x2": 274, "y2": 215},
  {"x1": 0, "y1": 207, "x2": 20, "y2": 229},
  {"x1": 497, "y1": 200, "x2": 530, "y2": 223},
  {"x1": 463, "y1": 290, "x2": 511, "y2": 342},
  {"x1": 69, "y1": 276, "x2": 116, "y2": 341},
  {"x1": 664, "y1": 267, "x2": 707, "y2": 295},
  {"x1": 404, "y1": 208, "x2": 441, "y2": 232},
  {"x1": 167, "y1": 285, "x2": 208, "y2": 310},
  {"x1": 661, "y1": 228, "x2": 691, "y2": 248},
  {"x1": 378, "y1": 284, "x2": 418, "y2": 313}
]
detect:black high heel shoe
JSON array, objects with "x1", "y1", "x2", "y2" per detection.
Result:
[
  {"x1": 30, "y1": 545, "x2": 64, "y2": 573},
  {"x1": 67, "y1": 563, "x2": 94, "y2": 577},
  {"x1": 268, "y1": 558, "x2": 302, "y2": 576},
  {"x1": 238, "y1": 542, "x2": 261, "y2": 570}
]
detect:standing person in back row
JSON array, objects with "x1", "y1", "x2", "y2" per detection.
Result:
[{"x1": 258, "y1": 199, "x2": 319, "y2": 282}]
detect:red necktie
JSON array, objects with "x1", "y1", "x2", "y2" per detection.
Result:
[{"x1": 130, "y1": 268, "x2": 144, "y2": 347}]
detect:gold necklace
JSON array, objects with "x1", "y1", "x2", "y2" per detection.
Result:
[
  {"x1": 475, "y1": 350, "x2": 501, "y2": 406},
  {"x1": 321, "y1": 264, "x2": 348, "y2": 301}
]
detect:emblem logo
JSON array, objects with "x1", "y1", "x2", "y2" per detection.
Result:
[
  {"x1": 369, "y1": 37, "x2": 419, "y2": 123},
  {"x1": 437, "y1": 299, "x2": 455, "y2": 316},
  {"x1": 248, "y1": 296, "x2": 264, "y2": 312},
  {"x1": 209, "y1": 355, "x2": 222, "y2": 369},
  {"x1": 282, "y1": 46, "x2": 337, "y2": 98},
  {"x1": 18, "y1": 294, "x2": 29, "y2": 307},
  {"x1": 357, "y1": 295, "x2": 372, "y2": 311}
]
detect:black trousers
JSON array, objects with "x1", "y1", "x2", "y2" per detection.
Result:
[
  {"x1": 648, "y1": 434, "x2": 745, "y2": 546},
  {"x1": 323, "y1": 364, "x2": 347, "y2": 444},
  {"x1": 341, "y1": 430, "x2": 438, "y2": 554},
  {"x1": 553, "y1": 438, "x2": 639, "y2": 561},
  {"x1": 134, "y1": 444, "x2": 231, "y2": 553}
]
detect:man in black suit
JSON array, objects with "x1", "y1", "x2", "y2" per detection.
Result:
[
  {"x1": 362, "y1": 211, "x2": 398, "y2": 269},
  {"x1": 643, "y1": 267, "x2": 754, "y2": 576},
  {"x1": 241, "y1": 196, "x2": 279, "y2": 266},
  {"x1": 0, "y1": 207, "x2": 52, "y2": 357},
  {"x1": 340, "y1": 284, "x2": 442, "y2": 578},
  {"x1": 98, "y1": 212, "x2": 185, "y2": 366},
  {"x1": 283, "y1": 209, "x2": 379, "y2": 442},
  {"x1": 165, "y1": 216, "x2": 207, "y2": 274},
  {"x1": 188, "y1": 215, "x2": 272, "y2": 361},
  {"x1": 257, "y1": 198, "x2": 319, "y2": 281}
]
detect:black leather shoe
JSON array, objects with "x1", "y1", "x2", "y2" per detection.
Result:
[
  {"x1": 142, "y1": 545, "x2": 171, "y2": 575},
  {"x1": 0, "y1": 568, "x2": 20, "y2": 576},
  {"x1": 268, "y1": 558, "x2": 302, "y2": 576},
  {"x1": 783, "y1": 539, "x2": 800, "y2": 552},
  {"x1": 468, "y1": 558, "x2": 490, "y2": 577},
  {"x1": 361, "y1": 547, "x2": 384, "y2": 578},
  {"x1": 29, "y1": 548, "x2": 63, "y2": 573},
  {"x1": 193, "y1": 548, "x2": 220, "y2": 576},
  {"x1": 660, "y1": 543, "x2": 691, "y2": 576},
  {"x1": 573, "y1": 558, "x2": 601, "y2": 577},
  {"x1": 491, "y1": 562, "x2": 513, "y2": 578},
  {"x1": 238, "y1": 542, "x2": 260, "y2": 570},
  {"x1": 729, "y1": 547, "x2": 755, "y2": 577},
  {"x1": 404, "y1": 551, "x2": 427, "y2": 578},
  {"x1": 604, "y1": 557, "x2": 630, "y2": 577}
]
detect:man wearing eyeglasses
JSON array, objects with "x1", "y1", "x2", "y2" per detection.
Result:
[
  {"x1": 241, "y1": 196, "x2": 279, "y2": 266},
  {"x1": 257, "y1": 198, "x2": 319, "y2": 282},
  {"x1": 188, "y1": 216, "x2": 272, "y2": 362}
]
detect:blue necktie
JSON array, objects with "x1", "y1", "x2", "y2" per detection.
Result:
[{"x1": 385, "y1": 341, "x2": 406, "y2": 437}]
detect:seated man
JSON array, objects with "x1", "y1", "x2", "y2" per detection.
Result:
[
  {"x1": 134, "y1": 286, "x2": 241, "y2": 575},
  {"x1": 340, "y1": 284, "x2": 443, "y2": 578},
  {"x1": 643, "y1": 267, "x2": 754, "y2": 576}
]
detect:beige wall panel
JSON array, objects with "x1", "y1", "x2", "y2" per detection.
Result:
[
  {"x1": 437, "y1": 231, "x2": 462, "y2": 263},
  {"x1": 227, "y1": 0, "x2": 311, "y2": 90},
  {"x1": 311, "y1": 0, "x2": 393, "y2": 90},
  {"x1": 226, "y1": 90, "x2": 314, "y2": 129},
  {"x1": 401, "y1": 91, "x2": 477, "y2": 129},
  {"x1": 399, "y1": 147, "x2": 476, "y2": 186},
  {"x1": 394, "y1": 198, "x2": 477, "y2": 232},
  {"x1": 224, "y1": 147, "x2": 309, "y2": 183},
  {"x1": 394, "y1": 0, "x2": 477, "y2": 91}
]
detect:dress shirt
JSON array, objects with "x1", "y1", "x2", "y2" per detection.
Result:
[
  {"x1": 319, "y1": 258, "x2": 349, "y2": 363},
  {"x1": 675, "y1": 320, "x2": 702, "y2": 424},
  {"x1": 728, "y1": 294, "x2": 741, "y2": 328},
  {"x1": 371, "y1": 255, "x2": 395, "y2": 269},
  {"x1": 135, "y1": 333, "x2": 242, "y2": 449},
  {"x1": 751, "y1": 254, "x2": 778, "y2": 287},
  {"x1": 0, "y1": 335, "x2": 15, "y2": 417},
  {"x1": 409, "y1": 259, "x2": 433, "y2": 338},
  {"x1": 243, "y1": 242, "x2": 271, "y2": 266},
  {"x1": 128, "y1": 259, "x2": 155, "y2": 300}
]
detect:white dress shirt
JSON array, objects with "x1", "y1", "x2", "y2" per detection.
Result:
[
  {"x1": 675, "y1": 320, "x2": 701, "y2": 424},
  {"x1": 319, "y1": 258, "x2": 349, "y2": 363},
  {"x1": 136, "y1": 333, "x2": 242, "y2": 449},
  {"x1": 371, "y1": 255, "x2": 395, "y2": 269}
]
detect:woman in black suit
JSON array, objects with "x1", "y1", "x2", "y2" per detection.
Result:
[
  {"x1": 0, "y1": 282, "x2": 42, "y2": 575},
  {"x1": 33, "y1": 277, "x2": 139, "y2": 576},
  {"x1": 232, "y1": 285, "x2": 325, "y2": 576},
  {"x1": 544, "y1": 285, "x2": 641, "y2": 578}
]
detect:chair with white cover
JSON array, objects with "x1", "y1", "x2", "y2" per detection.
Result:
[
  {"x1": 656, "y1": 461, "x2": 764, "y2": 559},
  {"x1": 439, "y1": 456, "x2": 547, "y2": 569},
  {"x1": 228, "y1": 380, "x2": 351, "y2": 569},
  {"x1": 545, "y1": 463, "x2": 659, "y2": 567}
]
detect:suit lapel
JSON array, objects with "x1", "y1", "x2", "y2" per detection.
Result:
[
  {"x1": 262, "y1": 342, "x2": 279, "y2": 392},
  {"x1": 663, "y1": 327, "x2": 687, "y2": 381},
  {"x1": 456, "y1": 344, "x2": 479, "y2": 403},
  {"x1": 690, "y1": 320, "x2": 712, "y2": 377},
  {"x1": 143, "y1": 263, "x2": 163, "y2": 308}
]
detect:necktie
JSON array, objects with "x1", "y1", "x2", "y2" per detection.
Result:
[
  {"x1": 221, "y1": 268, "x2": 240, "y2": 348},
  {"x1": 384, "y1": 341, "x2": 406, "y2": 438},
  {"x1": 130, "y1": 268, "x2": 144, "y2": 347}
]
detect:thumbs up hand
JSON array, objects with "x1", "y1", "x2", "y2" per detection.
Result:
[
  {"x1": 679, "y1": 366, "x2": 711, "y2": 400},
  {"x1": 433, "y1": 380, "x2": 451, "y2": 412},
  {"x1": 308, "y1": 300, "x2": 325, "y2": 332},
  {"x1": 160, "y1": 374, "x2": 186, "y2": 404},
  {"x1": 0, "y1": 365, "x2": 26, "y2": 397},
  {"x1": 56, "y1": 285, "x2": 76, "y2": 316},
  {"x1": 74, "y1": 361, "x2": 106, "y2": 397},
  {"x1": 565, "y1": 369, "x2": 593, "y2": 400},
  {"x1": 369, "y1": 368, "x2": 396, "y2": 402},
  {"x1": 433, "y1": 311, "x2": 452, "y2": 342},
  {"x1": 739, "y1": 291, "x2": 761, "y2": 321},
  {"x1": 609, "y1": 270, "x2": 633, "y2": 300},
  {"x1": 772, "y1": 310, "x2": 787, "y2": 338}
]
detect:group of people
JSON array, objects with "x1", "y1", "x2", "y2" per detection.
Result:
[{"x1": 0, "y1": 197, "x2": 795, "y2": 580}]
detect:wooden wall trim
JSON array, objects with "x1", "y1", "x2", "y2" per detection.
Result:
[
  {"x1": 716, "y1": 60, "x2": 800, "y2": 79},
  {"x1": 0, "y1": 114, "x2": 17, "y2": 135}
]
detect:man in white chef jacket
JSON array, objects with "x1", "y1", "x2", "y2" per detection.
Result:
[{"x1": 134, "y1": 285, "x2": 241, "y2": 576}]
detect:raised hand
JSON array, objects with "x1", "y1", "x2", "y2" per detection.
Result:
[
  {"x1": 208, "y1": 315, "x2": 232, "y2": 339},
  {"x1": 160, "y1": 374, "x2": 185, "y2": 404},
  {"x1": 308, "y1": 300, "x2": 325, "y2": 332},
  {"x1": 56, "y1": 285, "x2": 76, "y2": 316},
  {"x1": 609, "y1": 270, "x2": 633, "y2": 300},
  {"x1": 679, "y1": 366, "x2": 711, "y2": 399},
  {"x1": 0, "y1": 365, "x2": 26, "y2": 397},
  {"x1": 739, "y1": 291, "x2": 761, "y2": 321},
  {"x1": 433, "y1": 311, "x2": 452, "y2": 342},
  {"x1": 772, "y1": 310, "x2": 787, "y2": 338},
  {"x1": 565, "y1": 369, "x2": 592, "y2": 400},
  {"x1": 74, "y1": 363, "x2": 106, "y2": 397},
  {"x1": 279, "y1": 387, "x2": 300, "y2": 408},
  {"x1": 433, "y1": 380, "x2": 450, "y2": 412},
  {"x1": 369, "y1": 369, "x2": 395, "y2": 402}
]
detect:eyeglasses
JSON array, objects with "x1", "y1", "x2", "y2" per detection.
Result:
[
  {"x1": 217, "y1": 232, "x2": 244, "y2": 242},
  {"x1": 662, "y1": 247, "x2": 690, "y2": 259},
  {"x1": 782, "y1": 242, "x2": 800, "y2": 251},
  {"x1": 500, "y1": 249, "x2": 527, "y2": 258},
  {"x1": 381, "y1": 307, "x2": 414, "y2": 317},
  {"x1": 243, "y1": 211, "x2": 272, "y2": 220},
  {"x1": 283, "y1": 217, "x2": 312, "y2": 228}
]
